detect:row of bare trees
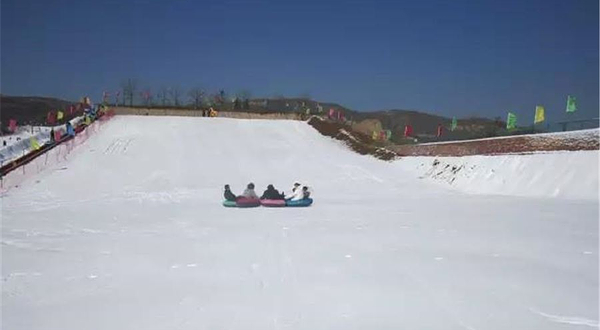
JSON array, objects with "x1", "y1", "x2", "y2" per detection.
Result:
[{"x1": 116, "y1": 79, "x2": 252, "y2": 110}]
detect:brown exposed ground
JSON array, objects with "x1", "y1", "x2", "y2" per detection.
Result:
[
  {"x1": 388, "y1": 129, "x2": 599, "y2": 156},
  {"x1": 306, "y1": 116, "x2": 397, "y2": 161}
]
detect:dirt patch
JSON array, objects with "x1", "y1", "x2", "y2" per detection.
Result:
[
  {"x1": 307, "y1": 116, "x2": 397, "y2": 161},
  {"x1": 389, "y1": 129, "x2": 599, "y2": 156}
]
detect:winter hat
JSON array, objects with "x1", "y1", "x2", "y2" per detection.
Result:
[
  {"x1": 224, "y1": 184, "x2": 230, "y2": 189},
  {"x1": 267, "y1": 184, "x2": 274, "y2": 189},
  {"x1": 248, "y1": 183, "x2": 255, "y2": 189}
]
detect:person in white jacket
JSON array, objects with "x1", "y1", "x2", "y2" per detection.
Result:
[
  {"x1": 240, "y1": 183, "x2": 259, "y2": 199},
  {"x1": 285, "y1": 182, "x2": 304, "y2": 201}
]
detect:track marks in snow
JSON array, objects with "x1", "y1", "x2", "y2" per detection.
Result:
[
  {"x1": 339, "y1": 164, "x2": 384, "y2": 183},
  {"x1": 1, "y1": 239, "x2": 65, "y2": 253},
  {"x1": 529, "y1": 308, "x2": 599, "y2": 328},
  {"x1": 103, "y1": 138, "x2": 134, "y2": 155}
]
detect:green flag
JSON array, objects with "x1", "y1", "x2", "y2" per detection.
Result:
[
  {"x1": 506, "y1": 112, "x2": 517, "y2": 129},
  {"x1": 451, "y1": 117, "x2": 457, "y2": 131},
  {"x1": 566, "y1": 95, "x2": 577, "y2": 113}
]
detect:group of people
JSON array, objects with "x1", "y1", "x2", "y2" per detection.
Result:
[
  {"x1": 224, "y1": 182, "x2": 310, "y2": 202},
  {"x1": 202, "y1": 108, "x2": 218, "y2": 117}
]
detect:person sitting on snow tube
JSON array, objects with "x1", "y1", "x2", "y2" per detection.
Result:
[
  {"x1": 285, "y1": 184, "x2": 304, "y2": 201},
  {"x1": 238, "y1": 182, "x2": 259, "y2": 200},
  {"x1": 302, "y1": 186, "x2": 311, "y2": 200},
  {"x1": 260, "y1": 184, "x2": 285, "y2": 200},
  {"x1": 291, "y1": 182, "x2": 300, "y2": 193},
  {"x1": 224, "y1": 184, "x2": 237, "y2": 202}
]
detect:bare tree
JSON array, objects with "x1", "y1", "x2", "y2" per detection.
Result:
[
  {"x1": 140, "y1": 88, "x2": 153, "y2": 106},
  {"x1": 158, "y1": 87, "x2": 170, "y2": 106},
  {"x1": 121, "y1": 79, "x2": 137, "y2": 107},
  {"x1": 188, "y1": 88, "x2": 205, "y2": 109},
  {"x1": 169, "y1": 87, "x2": 182, "y2": 107}
]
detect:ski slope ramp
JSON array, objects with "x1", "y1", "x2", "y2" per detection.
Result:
[{"x1": 2, "y1": 116, "x2": 598, "y2": 330}]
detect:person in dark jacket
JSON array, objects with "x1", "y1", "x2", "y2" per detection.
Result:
[
  {"x1": 260, "y1": 184, "x2": 285, "y2": 200},
  {"x1": 223, "y1": 184, "x2": 237, "y2": 201}
]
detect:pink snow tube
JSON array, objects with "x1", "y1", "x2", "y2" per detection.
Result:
[
  {"x1": 260, "y1": 199, "x2": 286, "y2": 207},
  {"x1": 235, "y1": 197, "x2": 261, "y2": 208}
]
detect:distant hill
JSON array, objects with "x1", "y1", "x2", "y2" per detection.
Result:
[
  {"x1": 246, "y1": 98, "x2": 505, "y2": 141},
  {"x1": 1, "y1": 96, "x2": 73, "y2": 127},
  {"x1": 0, "y1": 94, "x2": 507, "y2": 141},
  {"x1": 349, "y1": 109, "x2": 506, "y2": 142}
]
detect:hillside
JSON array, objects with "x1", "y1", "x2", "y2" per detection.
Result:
[
  {"x1": 2, "y1": 115, "x2": 597, "y2": 329},
  {"x1": 1, "y1": 96, "x2": 73, "y2": 128},
  {"x1": 0, "y1": 95, "x2": 513, "y2": 141}
]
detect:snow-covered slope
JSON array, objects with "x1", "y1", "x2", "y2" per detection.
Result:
[
  {"x1": 396, "y1": 151, "x2": 599, "y2": 200},
  {"x1": 2, "y1": 116, "x2": 598, "y2": 330}
]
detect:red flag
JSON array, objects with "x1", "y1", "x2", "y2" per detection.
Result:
[
  {"x1": 404, "y1": 125, "x2": 413, "y2": 137},
  {"x1": 47, "y1": 111, "x2": 56, "y2": 125},
  {"x1": 54, "y1": 130, "x2": 62, "y2": 142},
  {"x1": 9, "y1": 119, "x2": 17, "y2": 132},
  {"x1": 69, "y1": 105, "x2": 75, "y2": 115}
]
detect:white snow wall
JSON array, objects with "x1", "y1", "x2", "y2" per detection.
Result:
[
  {"x1": 0, "y1": 116, "x2": 86, "y2": 164},
  {"x1": 395, "y1": 151, "x2": 599, "y2": 200},
  {"x1": 0, "y1": 118, "x2": 106, "y2": 191}
]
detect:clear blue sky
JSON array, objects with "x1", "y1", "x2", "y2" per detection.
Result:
[{"x1": 2, "y1": 0, "x2": 598, "y2": 121}]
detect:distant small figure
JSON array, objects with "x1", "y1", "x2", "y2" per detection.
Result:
[
  {"x1": 223, "y1": 184, "x2": 237, "y2": 201},
  {"x1": 2, "y1": 140, "x2": 6, "y2": 146}
]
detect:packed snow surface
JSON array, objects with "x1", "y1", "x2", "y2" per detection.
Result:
[
  {"x1": 396, "y1": 151, "x2": 598, "y2": 200},
  {"x1": 2, "y1": 116, "x2": 598, "y2": 330}
]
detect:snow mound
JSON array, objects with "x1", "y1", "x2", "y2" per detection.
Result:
[{"x1": 395, "y1": 151, "x2": 599, "y2": 200}]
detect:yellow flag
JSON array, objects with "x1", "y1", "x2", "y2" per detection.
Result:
[
  {"x1": 85, "y1": 116, "x2": 91, "y2": 125},
  {"x1": 30, "y1": 137, "x2": 41, "y2": 150},
  {"x1": 534, "y1": 105, "x2": 545, "y2": 124},
  {"x1": 372, "y1": 131, "x2": 378, "y2": 140},
  {"x1": 57, "y1": 111, "x2": 64, "y2": 120}
]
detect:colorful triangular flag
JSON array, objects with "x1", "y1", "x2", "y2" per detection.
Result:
[
  {"x1": 534, "y1": 106, "x2": 545, "y2": 124},
  {"x1": 30, "y1": 137, "x2": 41, "y2": 150},
  {"x1": 566, "y1": 95, "x2": 577, "y2": 113},
  {"x1": 506, "y1": 112, "x2": 517, "y2": 129}
]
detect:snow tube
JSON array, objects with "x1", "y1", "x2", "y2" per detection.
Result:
[
  {"x1": 285, "y1": 198, "x2": 313, "y2": 207},
  {"x1": 260, "y1": 199, "x2": 286, "y2": 207},
  {"x1": 222, "y1": 200, "x2": 237, "y2": 207},
  {"x1": 235, "y1": 197, "x2": 261, "y2": 208}
]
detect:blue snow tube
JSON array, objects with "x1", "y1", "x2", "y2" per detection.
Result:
[
  {"x1": 222, "y1": 200, "x2": 237, "y2": 207},
  {"x1": 285, "y1": 198, "x2": 313, "y2": 207}
]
